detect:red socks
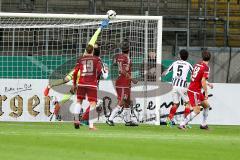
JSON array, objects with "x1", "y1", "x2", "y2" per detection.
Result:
[
  {"x1": 168, "y1": 106, "x2": 177, "y2": 120},
  {"x1": 82, "y1": 106, "x2": 90, "y2": 120},
  {"x1": 168, "y1": 104, "x2": 191, "y2": 120}
]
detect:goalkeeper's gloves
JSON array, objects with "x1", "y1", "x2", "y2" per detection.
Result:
[{"x1": 100, "y1": 19, "x2": 110, "y2": 29}]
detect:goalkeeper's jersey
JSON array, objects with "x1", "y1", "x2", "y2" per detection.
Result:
[{"x1": 66, "y1": 69, "x2": 81, "y2": 82}]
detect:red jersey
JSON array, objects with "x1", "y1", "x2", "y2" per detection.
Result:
[
  {"x1": 73, "y1": 55, "x2": 102, "y2": 88},
  {"x1": 115, "y1": 53, "x2": 132, "y2": 87},
  {"x1": 188, "y1": 61, "x2": 210, "y2": 92}
]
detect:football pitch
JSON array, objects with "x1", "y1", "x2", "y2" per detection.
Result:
[{"x1": 0, "y1": 122, "x2": 239, "y2": 160}]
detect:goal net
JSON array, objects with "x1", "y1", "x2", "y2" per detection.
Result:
[{"x1": 0, "y1": 13, "x2": 162, "y2": 124}]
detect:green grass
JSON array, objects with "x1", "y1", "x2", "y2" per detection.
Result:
[{"x1": 0, "y1": 122, "x2": 239, "y2": 160}]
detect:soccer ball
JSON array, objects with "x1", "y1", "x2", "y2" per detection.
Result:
[{"x1": 107, "y1": 10, "x2": 116, "y2": 19}]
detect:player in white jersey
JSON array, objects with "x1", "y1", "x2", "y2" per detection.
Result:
[{"x1": 162, "y1": 49, "x2": 193, "y2": 127}]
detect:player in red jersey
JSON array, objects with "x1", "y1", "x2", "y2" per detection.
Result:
[
  {"x1": 72, "y1": 44, "x2": 106, "y2": 130},
  {"x1": 106, "y1": 39, "x2": 138, "y2": 126},
  {"x1": 179, "y1": 51, "x2": 211, "y2": 130},
  {"x1": 44, "y1": 19, "x2": 109, "y2": 122},
  {"x1": 80, "y1": 42, "x2": 108, "y2": 125}
]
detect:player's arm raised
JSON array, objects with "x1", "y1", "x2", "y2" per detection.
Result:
[{"x1": 85, "y1": 19, "x2": 109, "y2": 54}]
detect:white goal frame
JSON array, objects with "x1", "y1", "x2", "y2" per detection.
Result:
[{"x1": 0, "y1": 12, "x2": 162, "y2": 125}]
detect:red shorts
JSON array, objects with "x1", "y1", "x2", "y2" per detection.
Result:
[
  {"x1": 76, "y1": 86, "x2": 97, "y2": 102},
  {"x1": 187, "y1": 90, "x2": 205, "y2": 107},
  {"x1": 116, "y1": 87, "x2": 131, "y2": 102}
]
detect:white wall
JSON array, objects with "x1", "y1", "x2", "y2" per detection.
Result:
[
  {"x1": 0, "y1": 79, "x2": 239, "y2": 125},
  {"x1": 160, "y1": 83, "x2": 240, "y2": 125}
]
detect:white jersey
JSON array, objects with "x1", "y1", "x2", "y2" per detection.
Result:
[{"x1": 165, "y1": 60, "x2": 193, "y2": 88}]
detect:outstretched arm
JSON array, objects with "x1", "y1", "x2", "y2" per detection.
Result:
[
  {"x1": 67, "y1": 19, "x2": 110, "y2": 80},
  {"x1": 85, "y1": 19, "x2": 109, "y2": 53},
  {"x1": 88, "y1": 28, "x2": 102, "y2": 47}
]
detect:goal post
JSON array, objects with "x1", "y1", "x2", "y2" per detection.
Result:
[
  {"x1": 155, "y1": 18, "x2": 163, "y2": 125},
  {"x1": 0, "y1": 12, "x2": 162, "y2": 124},
  {"x1": 0, "y1": 12, "x2": 162, "y2": 20}
]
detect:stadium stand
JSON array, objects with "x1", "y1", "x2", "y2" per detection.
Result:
[{"x1": 0, "y1": 0, "x2": 239, "y2": 82}]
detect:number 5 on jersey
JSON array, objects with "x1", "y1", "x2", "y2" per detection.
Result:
[{"x1": 177, "y1": 65, "x2": 183, "y2": 76}]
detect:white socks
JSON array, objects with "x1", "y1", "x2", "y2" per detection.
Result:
[
  {"x1": 108, "y1": 105, "x2": 122, "y2": 121},
  {"x1": 89, "y1": 106, "x2": 95, "y2": 128},
  {"x1": 180, "y1": 108, "x2": 209, "y2": 126},
  {"x1": 73, "y1": 103, "x2": 82, "y2": 121},
  {"x1": 202, "y1": 107, "x2": 209, "y2": 126},
  {"x1": 181, "y1": 111, "x2": 197, "y2": 126},
  {"x1": 124, "y1": 108, "x2": 131, "y2": 122}
]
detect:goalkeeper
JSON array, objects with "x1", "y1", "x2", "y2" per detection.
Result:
[{"x1": 44, "y1": 19, "x2": 110, "y2": 120}]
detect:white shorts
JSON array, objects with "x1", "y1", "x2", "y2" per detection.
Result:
[{"x1": 172, "y1": 86, "x2": 189, "y2": 104}]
